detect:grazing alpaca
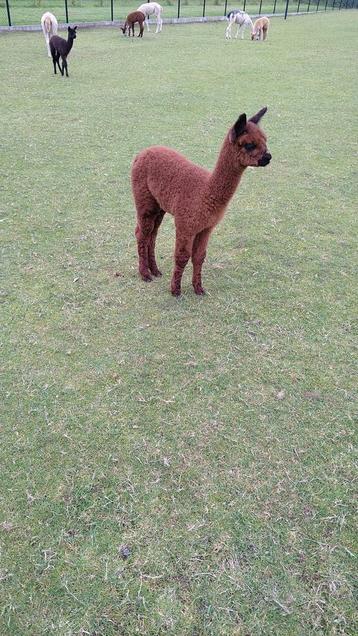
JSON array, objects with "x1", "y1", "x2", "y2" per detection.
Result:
[
  {"x1": 251, "y1": 16, "x2": 270, "y2": 41},
  {"x1": 121, "y1": 11, "x2": 145, "y2": 37},
  {"x1": 137, "y1": 2, "x2": 163, "y2": 33},
  {"x1": 50, "y1": 26, "x2": 77, "y2": 77},
  {"x1": 132, "y1": 108, "x2": 271, "y2": 296},
  {"x1": 41, "y1": 11, "x2": 58, "y2": 57},
  {"x1": 225, "y1": 10, "x2": 253, "y2": 40}
]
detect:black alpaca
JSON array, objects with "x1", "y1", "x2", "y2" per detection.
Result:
[{"x1": 50, "y1": 26, "x2": 77, "y2": 77}]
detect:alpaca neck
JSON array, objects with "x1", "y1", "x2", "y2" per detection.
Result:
[
  {"x1": 208, "y1": 134, "x2": 246, "y2": 207},
  {"x1": 66, "y1": 37, "x2": 74, "y2": 53}
]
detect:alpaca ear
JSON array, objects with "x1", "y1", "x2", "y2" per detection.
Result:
[
  {"x1": 229, "y1": 114, "x2": 247, "y2": 143},
  {"x1": 249, "y1": 107, "x2": 268, "y2": 125}
]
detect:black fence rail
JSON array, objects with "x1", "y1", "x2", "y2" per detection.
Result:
[{"x1": 1, "y1": 0, "x2": 357, "y2": 28}]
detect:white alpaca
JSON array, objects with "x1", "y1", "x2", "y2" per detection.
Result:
[
  {"x1": 41, "y1": 11, "x2": 58, "y2": 57},
  {"x1": 137, "y1": 2, "x2": 163, "y2": 33},
  {"x1": 225, "y1": 10, "x2": 253, "y2": 40}
]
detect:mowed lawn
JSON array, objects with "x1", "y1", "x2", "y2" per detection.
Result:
[{"x1": 1, "y1": 12, "x2": 357, "y2": 635}]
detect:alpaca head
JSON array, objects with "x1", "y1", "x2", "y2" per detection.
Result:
[
  {"x1": 68, "y1": 25, "x2": 77, "y2": 39},
  {"x1": 229, "y1": 107, "x2": 271, "y2": 168}
]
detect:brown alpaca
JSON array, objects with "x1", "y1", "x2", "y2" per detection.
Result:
[
  {"x1": 121, "y1": 11, "x2": 145, "y2": 37},
  {"x1": 132, "y1": 108, "x2": 271, "y2": 296},
  {"x1": 251, "y1": 16, "x2": 270, "y2": 41}
]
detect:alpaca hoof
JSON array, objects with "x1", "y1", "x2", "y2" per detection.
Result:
[
  {"x1": 194, "y1": 286, "x2": 206, "y2": 296},
  {"x1": 150, "y1": 268, "x2": 162, "y2": 277},
  {"x1": 140, "y1": 272, "x2": 152, "y2": 282},
  {"x1": 171, "y1": 288, "x2": 181, "y2": 297}
]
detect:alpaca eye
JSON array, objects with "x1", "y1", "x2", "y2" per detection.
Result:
[{"x1": 244, "y1": 143, "x2": 256, "y2": 152}]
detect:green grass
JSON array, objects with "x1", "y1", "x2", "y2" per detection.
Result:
[{"x1": 1, "y1": 11, "x2": 357, "y2": 636}]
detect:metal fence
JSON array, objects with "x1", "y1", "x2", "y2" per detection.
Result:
[{"x1": 1, "y1": 0, "x2": 357, "y2": 28}]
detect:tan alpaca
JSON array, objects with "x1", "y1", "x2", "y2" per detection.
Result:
[{"x1": 251, "y1": 17, "x2": 270, "y2": 41}]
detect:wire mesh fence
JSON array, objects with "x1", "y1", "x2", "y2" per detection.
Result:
[{"x1": 1, "y1": 0, "x2": 356, "y2": 28}]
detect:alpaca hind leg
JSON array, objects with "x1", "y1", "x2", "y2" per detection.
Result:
[
  {"x1": 148, "y1": 210, "x2": 165, "y2": 277},
  {"x1": 155, "y1": 15, "x2": 161, "y2": 33},
  {"x1": 146, "y1": 16, "x2": 150, "y2": 32},
  {"x1": 191, "y1": 228, "x2": 212, "y2": 295},
  {"x1": 171, "y1": 235, "x2": 194, "y2": 297},
  {"x1": 135, "y1": 212, "x2": 158, "y2": 282},
  {"x1": 46, "y1": 35, "x2": 51, "y2": 57}
]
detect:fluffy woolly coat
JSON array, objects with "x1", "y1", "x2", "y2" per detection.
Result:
[{"x1": 132, "y1": 109, "x2": 272, "y2": 296}]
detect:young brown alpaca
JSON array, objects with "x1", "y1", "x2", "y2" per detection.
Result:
[
  {"x1": 121, "y1": 11, "x2": 145, "y2": 37},
  {"x1": 251, "y1": 16, "x2": 270, "y2": 41},
  {"x1": 132, "y1": 108, "x2": 271, "y2": 296}
]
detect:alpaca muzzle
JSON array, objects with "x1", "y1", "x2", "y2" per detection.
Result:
[{"x1": 258, "y1": 152, "x2": 271, "y2": 167}]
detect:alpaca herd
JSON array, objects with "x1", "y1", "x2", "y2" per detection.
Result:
[
  {"x1": 40, "y1": 8, "x2": 272, "y2": 295},
  {"x1": 225, "y1": 10, "x2": 270, "y2": 40}
]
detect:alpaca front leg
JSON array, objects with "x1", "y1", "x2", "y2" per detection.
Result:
[
  {"x1": 56, "y1": 54, "x2": 64, "y2": 75},
  {"x1": 171, "y1": 237, "x2": 193, "y2": 297},
  {"x1": 145, "y1": 16, "x2": 150, "y2": 32},
  {"x1": 62, "y1": 58, "x2": 69, "y2": 77},
  {"x1": 191, "y1": 228, "x2": 212, "y2": 295}
]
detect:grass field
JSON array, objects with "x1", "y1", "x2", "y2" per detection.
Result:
[{"x1": 1, "y1": 11, "x2": 358, "y2": 636}]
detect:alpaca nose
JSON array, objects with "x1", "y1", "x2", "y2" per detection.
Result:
[{"x1": 258, "y1": 152, "x2": 272, "y2": 167}]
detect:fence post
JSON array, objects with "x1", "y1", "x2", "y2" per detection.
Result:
[
  {"x1": 5, "y1": 0, "x2": 11, "y2": 26},
  {"x1": 177, "y1": 0, "x2": 181, "y2": 19},
  {"x1": 284, "y1": 0, "x2": 290, "y2": 18},
  {"x1": 316, "y1": 0, "x2": 320, "y2": 10},
  {"x1": 64, "y1": 0, "x2": 69, "y2": 23},
  {"x1": 258, "y1": 0, "x2": 263, "y2": 14},
  {"x1": 202, "y1": 0, "x2": 206, "y2": 18},
  {"x1": 111, "y1": 0, "x2": 113, "y2": 21},
  {"x1": 324, "y1": 0, "x2": 328, "y2": 10},
  {"x1": 273, "y1": 0, "x2": 277, "y2": 13},
  {"x1": 307, "y1": 0, "x2": 311, "y2": 11},
  {"x1": 243, "y1": 0, "x2": 247, "y2": 11},
  {"x1": 224, "y1": 0, "x2": 228, "y2": 15}
]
